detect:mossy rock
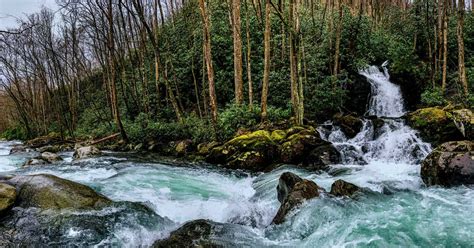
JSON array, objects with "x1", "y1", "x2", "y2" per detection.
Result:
[
  {"x1": 333, "y1": 114, "x2": 363, "y2": 138},
  {"x1": 271, "y1": 130, "x2": 287, "y2": 143},
  {"x1": 0, "y1": 183, "x2": 16, "y2": 215},
  {"x1": 407, "y1": 107, "x2": 470, "y2": 146},
  {"x1": 206, "y1": 130, "x2": 278, "y2": 171},
  {"x1": 279, "y1": 128, "x2": 327, "y2": 164},
  {"x1": 8, "y1": 174, "x2": 112, "y2": 210}
]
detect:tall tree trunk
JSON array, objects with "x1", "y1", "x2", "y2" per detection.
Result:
[
  {"x1": 199, "y1": 0, "x2": 219, "y2": 131},
  {"x1": 261, "y1": 0, "x2": 271, "y2": 121},
  {"x1": 457, "y1": 0, "x2": 468, "y2": 95},
  {"x1": 333, "y1": 0, "x2": 343, "y2": 76},
  {"x1": 245, "y1": 0, "x2": 253, "y2": 108},
  {"x1": 232, "y1": 0, "x2": 244, "y2": 105},
  {"x1": 442, "y1": 0, "x2": 448, "y2": 92},
  {"x1": 107, "y1": 0, "x2": 128, "y2": 142}
]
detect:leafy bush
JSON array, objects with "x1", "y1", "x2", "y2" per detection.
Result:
[
  {"x1": 0, "y1": 126, "x2": 27, "y2": 140},
  {"x1": 421, "y1": 87, "x2": 447, "y2": 107}
]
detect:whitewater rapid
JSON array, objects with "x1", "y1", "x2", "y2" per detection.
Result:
[{"x1": 0, "y1": 63, "x2": 472, "y2": 247}]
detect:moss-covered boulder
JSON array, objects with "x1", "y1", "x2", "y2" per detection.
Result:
[
  {"x1": 272, "y1": 172, "x2": 324, "y2": 224},
  {"x1": 175, "y1": 139, "x2": 193, "y2": 157},
  {"x1": 333, "y1": 114, "x2": 363, "y2": 138},
  {"x1": 421, "y1": 140, "x2": 474, "y2": 187},
  {"x1": 330, "y1": 179, "x2": 362, "y2": 197},
  {"x1": 8, "y1": 174, "x2": 112, "y2": 210},
  {"x1": 407, "y1": 107, "x2": 472, "y2": 146},
  {"x1": 0, "y1": 183, "x2": 16, "y2": 215},
  {"x1": 301, "y1": 144, "x2": 341, "y2": 170},
  {"x1": 206, "y1": 130, "x2": 278, "y2": 171},
  {"x1": 280, "y1": 127, "x2": 335, "y2": 165}
]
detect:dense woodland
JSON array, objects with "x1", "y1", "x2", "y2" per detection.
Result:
[{"x1": 0, "y1": 0, "x2": 472, "y2": 144}]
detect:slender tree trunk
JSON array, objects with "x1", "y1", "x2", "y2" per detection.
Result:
[
  {"x1": 442, "y1": 0, "x2": 448, "y2": 92},
  {"x1": 232, "y1": 0, "x2": 244, "y2": 105},
  {"x1": 333, "y1": 0, "x2": 343, "y2": 76},
  {"x1": 199, "y1": 0, "x2": 219, "y2": 131},
  {"x1": 457, "y1": 0, "x2": 468, "y2": 95},
  {"x1": 245, "y1": 0, "x2": 253, "y2": 108},
  {"x1": 261, "y1": 0, "x2": 271, "y2": 121},
  {"x1": 107, "y1": 0, "x2": 128, "y2": 142}
]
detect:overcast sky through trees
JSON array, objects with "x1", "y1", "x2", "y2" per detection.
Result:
[{"x1": 0, "y1": 0, "x2": 57, "y2": 29}]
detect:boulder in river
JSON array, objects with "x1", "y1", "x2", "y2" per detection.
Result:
[
  {"x1": 0, "y1": 183, "x2": 16, "y2": 215},
  {"x1": 8, "y1": 174, "x2": 112, "y2": 210},
  {"x1": 329, "y1": 179, "x2": 362, "y2": 197},
  {"x1": 333, "y1": 114, "x2": 363, "y2": 139},
  {"x1": 406, "y1": 107, "x2": 472, "y2": 146},
  {"x1": 421, "y1": 140, "x2": 474, "y2": 187},
  {"x1": 23, "y1": 158, "x2": 49, "y2": 167},
  {"x1": 206, "y1": 130, "x2": 278, "y2": 171},
  {"x1": 73, "y1": 145, "x2": 102, "y2": 160},
  {"x1": 272, "y1": 172, "x2": 324, "y2": 224},
  {"x1": 152, "y1": 219, "x2": 220, "y2": 248},
  {"x1": 39, "y1": 152, "x2": 62, "y2": 163},
  {"x1": 9, "y1": 145, "x2": 27, "y2": 154}
]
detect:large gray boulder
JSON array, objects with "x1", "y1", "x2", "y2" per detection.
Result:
[
  {"x1": 421, "y1": 140, "x2": 474, "y2": 186},
  {"x1": 8, "y1": 174, "x2": 111, "y2": 210},
  {"x1": 40, "y1": 152, "x2": 62, "y2": 163}
]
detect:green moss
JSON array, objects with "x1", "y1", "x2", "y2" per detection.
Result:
[{"x1": 271, "y1": 130, "x2": 287, "y2": 143}]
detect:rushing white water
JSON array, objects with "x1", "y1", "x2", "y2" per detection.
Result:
[
  {"x1": 359, "y1": 62, "x2": 405, "y2": 117},
  {"x1": 0, "y1": 63, "x2": 472, "y2": 247}
]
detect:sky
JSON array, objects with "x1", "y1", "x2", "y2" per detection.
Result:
[{"x1": 0, "y1": 0, "x2": 57, "y2": 29}]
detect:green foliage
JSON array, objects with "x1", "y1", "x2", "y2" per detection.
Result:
[
  {"x1": 217, "y1": 104, "x2": 291, "y2": 140},
  {"x1": 421, "y1": 87, "x2": 447, "y2": 107},
  {"x1": 1, "y1": 126, "x2": 27, "y2": 140}
]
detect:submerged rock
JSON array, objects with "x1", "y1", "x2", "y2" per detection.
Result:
[
  {"x1": 73, "y1": 146, "x2": 102, "y2": 160},
  {"x1": 23, "y1": 158, "x2": 49, "y2": 167},
  {"x1": 329, "y1": 179, "x2": 362, "y2": 197},
  {"x1": 9, "y1": 145, "x2": 27, "y2": 154},
  {"x1": 421, "y1": 140, "x2": 474, "y2": 186},
  {"x1": 407, "y1": 107, "x2": 472, "y2": 146},
  {"x1": 8, "y1": 174, "x2": 111, "y2": 210},
  {"x1": 0, "y1": 183, "x2": 16, "y2": 215},
  {"x1": 272, "y1": 172, "x2": 324, "y2": 224}
]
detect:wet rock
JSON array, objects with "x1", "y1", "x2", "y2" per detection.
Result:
[
  {"x1": 206, "y1": 130, "x2": 278, "y2": 171},
  {"x1": 23, "y1": 158, "x2": 49, "y2": 167},
  {"x1": 301, "y1": 145, "x2": 341, "y2": 170},
  {"x1": 421, "y1": 140, "x2": 474, "y2": 186},
  {"x1": 0, "y1": 183, "x2": 16, "y2": 215},
  {"x1": 36, "y1": 145, "x2": 61, "y2": 153},
  {"x1": 152, "y1": 219, "x2": 220, "y2": 248},
  {"x1": 407, "y1": 107, "x2": 472, "y2": 146},
  {"x1": 73, "y1": 146, "x2": 102, "y2": 160},
  {"x1": 175, "y1": 139, "x2": 193, "y2": 157},
  {"x1": 272, "y1": 172, "x2": 324, "y2": 224},
  {"x1": 152, "y1": 219, "x2": 257, "y2": 248},
  {"x1": 9, "y1": 145, "x2": 27, "y2": 154},
  {"x1": 329, "y1": 179, "x2": 362, "y2": 197},
  {"x1": 279, "y1": 127, "x2": 330, "y2": 165},
  {"x1": 40, "y1": 152, "x2": 62, "y2": 163},
  {"x1": 197, "y1": 141, "x2": 220, "y2": 155},
  {"x1": 8, "y1": 174, "x2": 112, "y2": 210},
  {"x1": 333, "y1": 114, "x2": 363, "y2": 139}
]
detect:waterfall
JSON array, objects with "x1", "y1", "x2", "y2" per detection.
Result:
[{"x1": 319, "y1": 63, "x2": 431, "y2": 165}]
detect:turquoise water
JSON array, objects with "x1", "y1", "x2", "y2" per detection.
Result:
[{"x1": 1, "y1": 141, "x2": 473, "y2": 247}]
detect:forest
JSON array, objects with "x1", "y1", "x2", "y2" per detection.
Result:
[{"x1": 0, "y1": 0, "x2": 472, "y2": 144}]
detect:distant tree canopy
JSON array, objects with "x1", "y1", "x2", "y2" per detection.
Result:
[{"x1": 0, "y1": 0, "x2": 472, "y2": 142}]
